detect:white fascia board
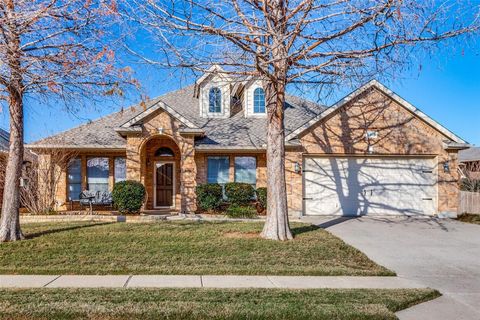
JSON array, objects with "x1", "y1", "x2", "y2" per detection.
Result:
[
  {"x1": 120, "y1": 100, "x2": 197, "y2": 129},
  {"x1": 285, "y1": 80, "x2": 467, "y2": 144}
]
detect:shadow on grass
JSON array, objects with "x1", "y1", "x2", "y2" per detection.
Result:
[
  {"x1": 291, "y1": 224, "x2": 321, "y2": 236},
  {"x1": 25, "y1": 222, "x2": 114, "y2": 240}
]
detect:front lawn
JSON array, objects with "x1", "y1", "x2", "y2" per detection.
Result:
[
  {"x1": 0, "y1": 288, "x2": 439, "y2": 320},
  {"x1": 0, "y1": 221, "x2": 393, "y2": 275}
]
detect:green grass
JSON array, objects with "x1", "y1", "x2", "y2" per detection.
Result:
[
  {"x1": 0, "y1": 288, "x2": 440, "y2": 320},
  {"x1": 456, "y1": 213, "x2": 480, "y2": 225},
  {"x1": 0, "y1": 221, "x2": 393, "y2": 275}
]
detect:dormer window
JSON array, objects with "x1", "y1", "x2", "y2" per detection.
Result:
[
  {"x1": 209, "y1": 87, "x2": 222, "y2": 113},
  {"x1": 253, "y1": 88, "x2": 266, "y2": 113}
]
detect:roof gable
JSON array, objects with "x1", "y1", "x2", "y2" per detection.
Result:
[
  {"x1": 285, "y1": 80, "x2": 467, "y2": 144},
  {"x1": 119, "y1": 99, "x2": 198, "y2": 129}
]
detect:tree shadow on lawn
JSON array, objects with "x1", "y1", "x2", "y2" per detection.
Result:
[
  {"x1": 25, "y1": 222, "x2": 114, "y2": 240},
  {"x1": 291, "y1": 224, "x2": 321, "y2": 236}
]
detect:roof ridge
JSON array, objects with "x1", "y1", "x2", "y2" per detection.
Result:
[{"x1": 28, "y1": 106, "x2": 137, "y2": 145}]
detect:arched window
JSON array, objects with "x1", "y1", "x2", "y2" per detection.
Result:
[
  {"x1": 155, "y1": 147, "x2": 174, "y2": 157},
  {"x1": 253, "y1": 87, "x2": 265, "y2": 113},
  {"x1": 209, "y1": 87, "x2": 222, "y2": 113}
]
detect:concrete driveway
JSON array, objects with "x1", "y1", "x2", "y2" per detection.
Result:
[{"x1": 301, "y1": 216, "x2": 480, "y2": 320}]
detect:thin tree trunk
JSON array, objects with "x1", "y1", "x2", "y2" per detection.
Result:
[
  {"x1": 0, "y1": 89, "x2": 24, "y2": 242},
  {"x1": 261, "y1": 81, "x2": 293, "y2": 241},
  {"x1": 0, "y1": 0, "x2": 24, "y2": 242}
]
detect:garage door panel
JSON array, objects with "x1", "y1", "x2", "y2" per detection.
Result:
[{"x1": 304, "y1": 157, "x2": 437, "y2": 216}]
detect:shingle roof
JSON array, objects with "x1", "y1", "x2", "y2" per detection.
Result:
[
  {"x1": 28, "y1": 85, "x2": 326, "y2": 149},
  {"x1": 459, "y1": 147, "x2": 480, "y2": 162}
]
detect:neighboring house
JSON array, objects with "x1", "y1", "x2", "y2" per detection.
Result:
[
  {"x1": 0, "y1": 128, "x2": 9, "y2": 205},
  {"x1": 27, "y1": 69, "x2": 468, "y2": 216},
  {"x1": 459, "y1": 147, "x2": 480, "y2": 179}
]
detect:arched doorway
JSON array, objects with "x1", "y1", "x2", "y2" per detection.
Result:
[{"x1": 142, "y1": 136, "x2": 181, "y2": 210}]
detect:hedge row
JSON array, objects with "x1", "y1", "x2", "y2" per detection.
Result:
[{"x1": 196, "y1": 182, "x2": 267, "y2": 217}]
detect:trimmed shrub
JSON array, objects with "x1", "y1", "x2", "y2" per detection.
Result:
[
  {"x1": 112, "y1": 180, "x2": 146, "y2": 214},
  {"x1": 256, "y1": 187, "x2": 267, "y2": 210},
  {"x1": 225, "y1": 182, "x2": 255, "y2": 205},
  {"x1": 196, "y1": 183, "x2": 223, "y2": 211},
  {"x1": 225, "y1": 204, "x2": 257, "y2": 219}
]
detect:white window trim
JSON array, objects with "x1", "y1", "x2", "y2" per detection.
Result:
[
  {"x1": 208, "y1": 87, "x2": 222, "y2": 114},
  {"x1": 245, "y1": 84, "x2": 267, "y2": 118}
]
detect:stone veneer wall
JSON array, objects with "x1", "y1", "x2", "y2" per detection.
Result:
[
  {"x1": 142, "y1": 137, "x2": 181, "y2": 210},
  {"x1": 125, "y1": 110, "x2": 197, "y2": 213}
]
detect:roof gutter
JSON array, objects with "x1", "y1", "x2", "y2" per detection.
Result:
[
  {"x1": 25, "y1": 144, "x2": 126, "y2": 151},
  {"x1": 443, "y1": 141, "x2": 471, "y2": 151}
]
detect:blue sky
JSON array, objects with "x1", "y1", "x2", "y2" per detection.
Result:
[{"x1": 2, "y1": 45, "x2": 479, "y2": 146}]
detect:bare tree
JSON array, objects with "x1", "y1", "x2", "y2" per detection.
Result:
[
  {"x1": 19, "y1": 149, "x2": 78, "y2": 215},
  {"x1": 0, "y1": 0, "x2": 134, "y2": 241},
  {"x1": 459, "y1": 161, "x2": 480, "y2": 192},
  {"x1": 123, "y1": 0, "x2": 479, "y2": 240}
]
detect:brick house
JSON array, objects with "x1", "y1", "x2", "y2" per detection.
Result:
[{"x1": 27, "y1": 71, "x2": 468, "y2": 217}]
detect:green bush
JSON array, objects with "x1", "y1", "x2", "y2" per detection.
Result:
[
  {"x1": 196, "y1": 183, "x2": 223, "y2": 211},
  {"x1": 111, "y1": 180, "x2": 146, "y2": 214},
  {"x1": 225, "y1": 182, "x2": 255, "y2": 205},
  {"x1": 225, "y1": 204, "x2": 257, "y2": 218},
  {"x1": 256, "y1": 187, "x2": 267, "y2": 210}
]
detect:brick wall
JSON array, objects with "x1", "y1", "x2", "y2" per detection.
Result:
[
  {"x1": 286, "y1": 87, "x2": 460, "y2": 215},
  {"x1": 125, "y1": 109, "x2": 197, "y2": 213}
]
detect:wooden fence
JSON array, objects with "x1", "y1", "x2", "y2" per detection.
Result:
[{"x1": 459, "y1": 191, "x2": 480, "y2": 214}]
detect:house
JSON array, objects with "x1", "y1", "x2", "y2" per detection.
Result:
[
  {"x1": 27, "y1": 70, "x2": 469, "y2": 217},
  {"x1": 459, "y1": 147, "x2": 480, "y2": 179},
  {"x1": 0, "y1": 128, "x2": 9, "y2": 205},
  {"x1": 0, "y1": 128, "x2": 36, "y2": 208}
]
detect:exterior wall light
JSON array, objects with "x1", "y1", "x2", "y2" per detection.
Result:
[
  {"x1": 443, "y1": 160, "x2": 450, "y2": 173},
  {"x1": 158, "y1": 128, "x2": 164, "y2": 134},
  {"x1": 19, "y1": 177, "x2": 28, "y2": 188},
  {"x1": 294, "y1": 162, "x2": 302, "y2": 174}
]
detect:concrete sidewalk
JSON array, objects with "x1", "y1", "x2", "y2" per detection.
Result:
[{"x1": 0, "y1": 275, "x2": 426, "y2": 289}]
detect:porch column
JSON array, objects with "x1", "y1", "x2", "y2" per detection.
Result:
[
  {"x1": 126, "y1": 135, "x2": 143, "y2": 181},
  {"x1": 180, "y1": 136, "x2": 197, "y2": 214}
]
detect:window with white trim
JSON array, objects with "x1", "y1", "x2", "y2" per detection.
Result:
[
  {"x1": 234, "y1": 156, "x2": 257, "y2": 186},
  {"x1": 253, "y1": 88, "x2": 266, "y2": 113},
  {"x1": 114, "y1": 157, "x2": 126, "y2": 183},
  {"x1": 209, "y1": 87, "x2": 222, "y2": 113},
  {"x1": 67, "y1": 157, "x2": 82, "y2": 201},
  {"x1": 87, "y1": 157, "x2": 109, "y2": 194},
  {"x1": 207, "y1": 156, "x2": 229, "y2": 184}
]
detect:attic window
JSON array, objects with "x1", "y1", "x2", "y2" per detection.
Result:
[
  {"x1": 253, "y1": 88, "x2": 266, "y2": 113},
  {"x1": 155, "y1": 147, "x2": 174, "y2": 157},
  {"x1": 209, "y1": 87, "x2": 222, "y2": 113}
]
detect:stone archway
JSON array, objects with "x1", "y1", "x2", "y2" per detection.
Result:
[
  {"x1": 124, "y1": 110, "x2": 198, "y2": 214},
  {"x1": 141, "y1": 136, "x2": 181, "y2": 211}
]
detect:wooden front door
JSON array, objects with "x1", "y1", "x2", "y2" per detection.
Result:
[{"x1": 155, "y1": 162, "x2": 174, "y2": 207}]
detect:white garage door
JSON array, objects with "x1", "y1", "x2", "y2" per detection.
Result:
[{"x1": 304, "y1": 157, "x2": 437, "y2": 216}]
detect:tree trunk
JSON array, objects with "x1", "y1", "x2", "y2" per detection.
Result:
[
  {"x1": 261, "y1": 81, "x2": 293, "y2": 241},
  {"x1": 0, "y1": 0, "x2": 24, "y2": 242},
  {"x1": 0, "y1": 88, "x2": 24, "y2": 242}
]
